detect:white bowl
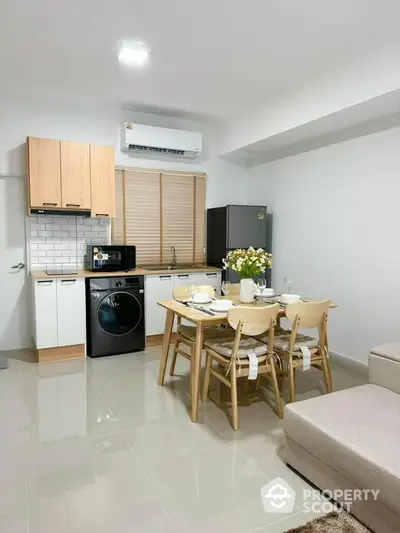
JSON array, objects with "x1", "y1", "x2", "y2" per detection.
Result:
[
  {"x1": 280, "y1": 294, "x2": 301, "y2": 304},
  {"x1": 210, "y1": 300, "x2": 233, "y2": 312},
  {"x1": 192, "y1": 292, "x2": 211, "y2": 304},
  {"x1": 262, "y1": 288, "x2": 275, "y2": 296}
]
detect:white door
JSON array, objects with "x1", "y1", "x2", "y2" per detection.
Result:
[
  {"x1": 145, "y1": 275, "x2": 174, "y2": 336},
  {"x1": 56, "y1": 278, "x2": 86, "y2": 347},
  {"x1": 0, "y1": 177, "x2": 29, "y2": 351},
  {"x1": 33, "y1": 279, "x2": 58, "y2": 349}
]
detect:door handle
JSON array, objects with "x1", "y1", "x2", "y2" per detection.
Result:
[
  {"x1": 66, "y1": 204, "x2": 80, "y2": 207},
  {"x1": 42, "y1": 202, "x2": 58, "y2": 206},
  {"x1": 95, "y1": 213, "x2": 109, "y2": 217},
  {"x1": 11, "y1": 262, "x2": 25, "y2": 270}
]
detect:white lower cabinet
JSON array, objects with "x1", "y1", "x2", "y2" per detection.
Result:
[
  {"x1": 33, "y1": 279, "x2": 58, "y2": 349},
  {"x1": 145, "y1": 274, "x2": 174, "y2": 336},
  {"x1": 192, "y1": 272, "x2": 222, "y2": 295},
  {"x1": 32, "y1": 278, "x2": 86, "y2": 350},
  {"x1": 144, "y1": 271, "x2": 221, "y2": 336},
  {"x1": 56, "y1": 278, "x2": 86, "y2": 346}
]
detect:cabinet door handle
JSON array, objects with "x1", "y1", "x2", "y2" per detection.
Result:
[
  {"x1": 37, "y1": 280, "x2": 54, "y2": 284},
  {"x1": 61, "y1": 279, "x2": 76, "y2": 283},
  {"x1": 159, "y1": 275, "x2": 171, "y2": 280},
  {"x1": 178, "y1": 274, "x2": 189, "y2": 279},
  {"x1": 42, "y1": 202, "x2": 58, "y2": 206},
  {"x1": 95, "y1": 213, "x2": 109, "y2": 217},
  {"x1": 66, "y1": 204, "x2": 80, "y2": 207},
  {"x1": 206, "y1": 273, "x2": 217, "y2": 278}
]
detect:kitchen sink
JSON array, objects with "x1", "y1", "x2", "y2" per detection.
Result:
[{"x1": 142, "y1": 265, "x2": 200, "y2": 271}]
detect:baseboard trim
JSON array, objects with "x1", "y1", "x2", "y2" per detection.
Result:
[
  {"x1": 36, "y1": 344, "x2": 85, "y2": 363},
  {"x1": 146, "y1": 333, "x2": 177, "y2": 347},
  {"x1": 329, "y1": 350, "x2": 369, "y2": 377}
]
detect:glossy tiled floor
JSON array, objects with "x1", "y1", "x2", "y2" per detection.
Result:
[{"x1": 0, "y1": 348, "x2": 367, "y2": 533}]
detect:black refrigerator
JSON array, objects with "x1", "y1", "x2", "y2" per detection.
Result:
[{"x1": 207, "y1": 205, "x2": 272, "y2": 286}]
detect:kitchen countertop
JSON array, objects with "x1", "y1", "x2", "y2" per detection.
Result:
[{"x1": 30, "y1": 266, "x2": 222, "y2": 280}]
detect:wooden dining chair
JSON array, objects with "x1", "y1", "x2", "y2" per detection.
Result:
[
  {"x1": 202, "y1": 304, "x2": 282, "y2": 430},
  {"x1": 169, "y1": 285, "x2": 221, "y2": 386},
  {"x1": 265, "y1": 300, "x2": 332, "y2": 403},
  {"x1": 228, "y1": 283, "x2": 241, "y2": 296}
]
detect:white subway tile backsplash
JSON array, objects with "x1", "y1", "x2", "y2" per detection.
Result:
[
  {"x1": 54, "y1": 243, "x2": 70, "y2": 250},
  {"x1": 28, "y1": 216, "x2": 111, "y2": 271}
]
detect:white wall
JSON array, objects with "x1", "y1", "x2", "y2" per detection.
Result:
[
  {"x1": 0, "y1": 97, "x2": 248, "y2": 350},
  {"x1": 249, "y1": 127, "x2": 400, "y2": 365},
  {"x1": 0, "y1": 98, "x2": 248, "y2": 206}
]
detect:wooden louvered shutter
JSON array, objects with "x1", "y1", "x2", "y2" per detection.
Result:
[{"x1": 124, "y1": 170, "x2": 161, "y2": 264}]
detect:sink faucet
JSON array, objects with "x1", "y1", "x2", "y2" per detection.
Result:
[{"x1": 170, "y1": 246, "x2": 177, "y2": 269}]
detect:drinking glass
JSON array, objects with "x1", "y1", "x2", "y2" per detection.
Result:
[
  {"x1": 257, "y1": 278, "x2": 267, "y2": 292},
  {"x1": 221, "y1": 281, "x2": 231, "y2": 296},
  {"x1": 284, "y1": 277, "x2": 292, "y2": 294},
  {"x1": 188, "y1": 283, "x2": 197, "y2": 300}
]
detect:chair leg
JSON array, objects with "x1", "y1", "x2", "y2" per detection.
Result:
[
  {"x1": 288, "y1": 357, "x2": 296, "y2": 403},
  {"x1": 321, "y1": 349, "x2": 333, "y2": 393},
  {"x1": 270, "y1": 361, "x2": 283, "y2": 419},
  {"x1": 169, "y1": 339, "x2": 180, "y2": 376},
  {"x1": 189, "y1": 345, "x2": 196, "y2": 396},
  {"x1": 202, "y1": 351, "x2": 212, "y2": 402},
  {"x1": 230, "y1": 362, "x2": 238, "y2": 431},
  {"x1": 255, "y1": 374, "x2": 261, "y2": 391}
]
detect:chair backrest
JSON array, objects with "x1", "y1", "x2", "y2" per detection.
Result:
[
  {"x1": 173, "y1": 285, "x2": 215, "y2": 300},
  {"x1": 285, "y1": 300, "x2": 331, "y2": 329},
  {"x1": 229, "y1": 283, "x2": 241, "y2": 296},
  {"x1": 227, "y1": 304, "x2": 280, "y2": 336}
]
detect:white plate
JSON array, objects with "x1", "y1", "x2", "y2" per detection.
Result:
[
  {"x1": 189, "y1": 297, "x2": 213, "y2": 305},
  {"x1": 210, "y1": 302, "x2": 233, "y2": 313},
  {"x1": 209, "y1": 305, "x2": 229, "y2": 313}
]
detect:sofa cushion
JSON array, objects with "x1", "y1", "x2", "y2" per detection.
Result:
[
  {"x1": 284, "y1": 384, "x2": 400, "y2": 516},
  {"x1": 370, "y1": 342, "x2": 400, "y2": 363}
]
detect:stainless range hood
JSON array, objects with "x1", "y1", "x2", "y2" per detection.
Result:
[{"x1": 30, "y1": 208, "x2": 91, "y2": 217}]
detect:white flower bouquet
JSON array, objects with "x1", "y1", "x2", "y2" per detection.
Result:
[{"x1": 223, "y1": 247, "x2": 272, "y2": 279}]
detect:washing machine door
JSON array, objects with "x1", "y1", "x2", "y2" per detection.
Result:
[{"x1": 97, "y1": 291, "x2": 142, "y2": 336}]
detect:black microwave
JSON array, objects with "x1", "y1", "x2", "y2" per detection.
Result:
[{"x1": 85, "y1": 245, "x2": 136, "y2": 272}]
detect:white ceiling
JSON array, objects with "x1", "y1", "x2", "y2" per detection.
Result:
[{"x1": 1, "y1": 0, "x2": 400, "y2": 121}]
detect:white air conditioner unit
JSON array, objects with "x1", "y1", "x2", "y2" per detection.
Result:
[{"x1": 122, "y1": 123, "x2": 203, "y2": 159}]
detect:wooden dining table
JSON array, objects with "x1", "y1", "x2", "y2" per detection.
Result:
[{"x1": 156, "y1": 296, "x2": 337, "y2": 423}]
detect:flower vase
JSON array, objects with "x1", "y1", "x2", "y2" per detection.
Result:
[{"x1": 240, "y1": 278, "x2": 254, "y2": 303}]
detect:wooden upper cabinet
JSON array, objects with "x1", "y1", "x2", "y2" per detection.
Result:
[
  {"x1": 60, "y1": 141, "x2": 91, "y2": 209},
  {"x1": 27, "y1": 137, "x2": 61, "y2": 208},
  {"x1": 90, "y1": 144, "x2": 115, "y2": 218}
]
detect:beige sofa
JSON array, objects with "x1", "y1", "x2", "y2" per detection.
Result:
[{"x1": 283, "y1": 343, "x2": 400, "y2": 533}]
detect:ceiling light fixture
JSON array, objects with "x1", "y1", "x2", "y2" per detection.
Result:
[{"x1": 117, "y1": 41, "x2": 151, "y2": 67}]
